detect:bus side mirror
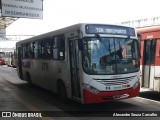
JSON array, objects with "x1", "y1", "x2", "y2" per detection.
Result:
[{"x1": 78, "y1": 39, "x2": 83, "y2": 50}]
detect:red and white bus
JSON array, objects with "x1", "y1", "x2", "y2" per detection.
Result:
[
  {"x1": 5, "y1": 50, "x2": 17, "y2": 68},
  {"x1": 137, "y1": 26, "x2": 160, "y2": 92},
  {"x1": 16, "y1": 23, "x2": 140, "y2": 104}
]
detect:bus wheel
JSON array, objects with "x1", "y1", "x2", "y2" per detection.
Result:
[
  {"x1": 57, "y1": 81, "x2": 68, "y2": 103},
  {"x1": 26, "y1": 73, "x2": 33, "y2": 87}
]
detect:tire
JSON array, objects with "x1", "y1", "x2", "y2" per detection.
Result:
[{"x1": 57, "y1": 81, "x2": 68, "y2": 103}]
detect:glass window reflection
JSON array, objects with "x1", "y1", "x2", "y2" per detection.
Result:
[{"x1": 82, "y1": 37, "x2": 140, "y2": 75}]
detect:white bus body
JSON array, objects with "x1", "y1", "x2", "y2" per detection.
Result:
[{"x1": 16, "y1": 23, "x2": 140, "y2": 104}]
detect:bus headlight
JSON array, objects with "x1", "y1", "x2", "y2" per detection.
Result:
[
  {"x1": 132, "y1": 80, "x2": 139, "y2": 89},
  {"x1": 83, "y1": 83, "x2": 100, "y2": 94}
]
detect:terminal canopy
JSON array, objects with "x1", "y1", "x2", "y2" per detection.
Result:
[
  {"x1": 0, "y1": 13, "x2": 17, "y2": 29},
  {"x1": 0, "y1": 0, "x2": 17, "y2": 29}
]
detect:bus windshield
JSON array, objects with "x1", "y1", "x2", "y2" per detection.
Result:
[{"x1": 82, "y1": 37, "x2": 140, "y2": 75}]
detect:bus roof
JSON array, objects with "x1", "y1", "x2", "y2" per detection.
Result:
[
  {"x1": 137, "y1": 25, "x2": 160, "y2": 34},
  {"x1": 16, "y1": 23, "x2": 135, "y2": 44}
]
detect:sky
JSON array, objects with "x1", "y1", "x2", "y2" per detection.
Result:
[{"x1": 2, "y1": 0, "x2": 160, "y2": 48}]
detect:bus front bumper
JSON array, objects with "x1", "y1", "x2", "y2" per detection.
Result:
[{"x1": 83, "y1": 84, "x2": 140, "y2": 104}]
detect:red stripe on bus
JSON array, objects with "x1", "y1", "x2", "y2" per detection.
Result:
[{"x1": 83, "y1": 85, "x2": 140, "y2": 104}]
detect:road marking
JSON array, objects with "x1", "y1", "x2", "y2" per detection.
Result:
[{"x1": 1, "y1": 84, "x2": 54, "y2": 120}]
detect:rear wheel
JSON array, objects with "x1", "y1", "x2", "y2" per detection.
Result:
[{"x1": 57, "y1": 81, "x2": 68, "y2": 103}]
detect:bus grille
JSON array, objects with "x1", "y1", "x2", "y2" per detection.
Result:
[{"x1": 93, "y1": 76, "x2": 136, "y2": 86}]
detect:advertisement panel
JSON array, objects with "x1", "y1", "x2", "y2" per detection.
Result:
[{"x1": 1, "y1": 0, "x2": 43, "y2": 19}]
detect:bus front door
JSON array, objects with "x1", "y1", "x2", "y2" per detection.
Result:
[
  {"x1": 69, "y1": 39, "x2": 81, "y2": 101},
  {"x1": 142, "y1": 40, "x2": 156, "y2": 89}
]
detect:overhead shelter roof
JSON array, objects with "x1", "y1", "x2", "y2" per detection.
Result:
[
  {"x1": 0, "y1": 17, "x2": 17, "y2": 29},
  {"x1": 0, "y1": 9, "x2": 17, "y2": 29},
  {"x1": 0, "y1": 0, "x2": 43, "y2": 29}
]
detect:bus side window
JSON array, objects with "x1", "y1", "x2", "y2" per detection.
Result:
[
  {"x1": 22, "y1": 42, "x2": 34, "y2": 59},
  {"x1": 29, "y1": 42, "x2": 34, "y2": 59},
  {"x1": 52, "y1": 36, "x2": 58, "y2": 59},
  {"x1": 52, "y1": 35, "x2": 65, "y2": 60},
  {"x1": 22, "y1": 44, "x2": 29, "y2": 58},
  {"x1": 33, "y1": 41, "x2": 40, "y2": 59},
  {"x1": 58, "y1": 35, "x2": 65, "y2": 60},
  {"x1": 41, "y1": 38, "x2": 52, "y2": 60}
]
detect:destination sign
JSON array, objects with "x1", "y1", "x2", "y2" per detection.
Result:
[{"x1": 85, "y1": 24, "x2": 135, "y2": 37}]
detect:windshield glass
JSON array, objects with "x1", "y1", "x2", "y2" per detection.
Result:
[{"x1": 82, "y1": 37, "x2": 140, "y2": 75}]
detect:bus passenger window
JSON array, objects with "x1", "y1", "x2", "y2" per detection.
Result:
[
  {"x1": 52, "y1": 35, "x2": 65, "y2": 60},
  {"x1": 53, "y1": 48, "x2": 58, "y2": 59},
  {"x1": 33, "y1": 41, "x2": 40, "y2": 59},
  {"x1": 29, "y1": 42, "x2": 34, "y2": 59},
  {"x1": 52, "y1": 37, "x2": 58, "y2": 59},
  {"x1": 41, "y1": 38, "x2": 52, "y2": 60},
  {"x1": 22, "y1": 43, "x2": 30, "y2": 59},
  {"x1": 59, "y1": 37, "x2": 65, "y2": 60}
]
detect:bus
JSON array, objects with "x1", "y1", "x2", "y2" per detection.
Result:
[
  {"x1": 5, "y1": 49, "x2": 17, "y2": 68},
  {"x1": 137, "y1": 26, "x2": 160, "y2": 92},
  {"x1": 11, "y1": 49, "x2": 17, "y2": 68},
  {"x1": 0, "y1": 52, "x2": 5, "y2": 65},
  {"x1": 16, "y1": 23, "x2": 140, "y2": 104},
  {"x1": 5, "y1": 52, "x2": 13, "y2": 67}
]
